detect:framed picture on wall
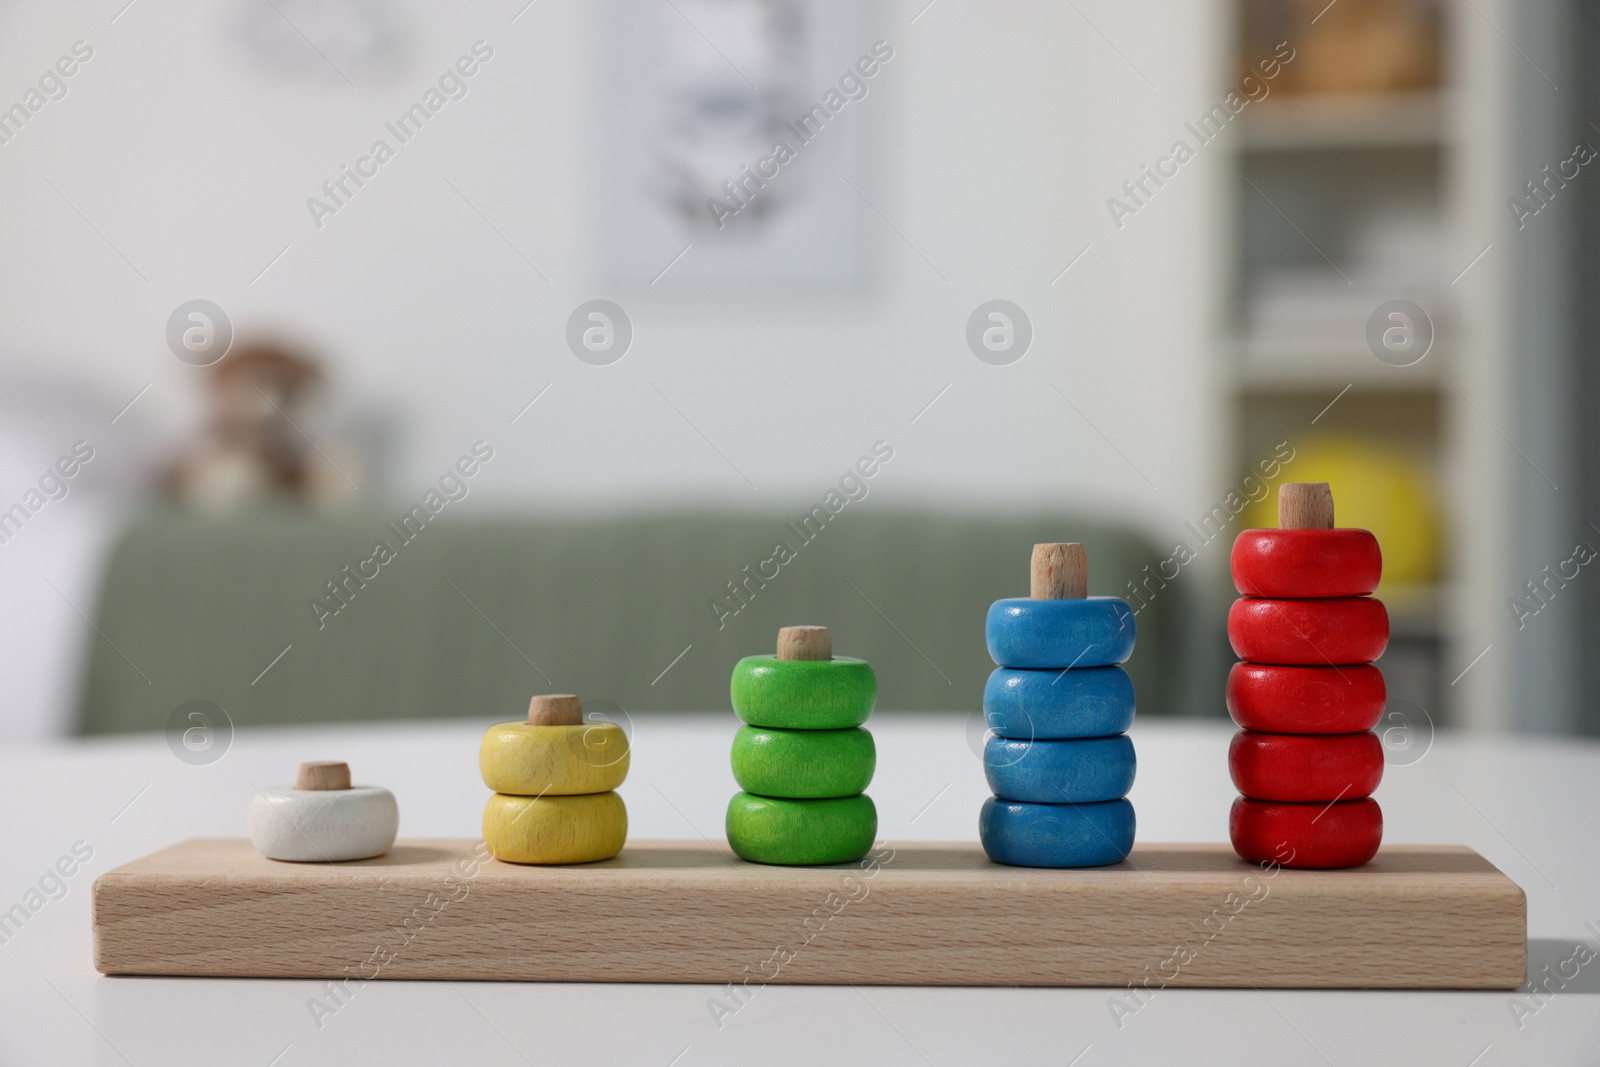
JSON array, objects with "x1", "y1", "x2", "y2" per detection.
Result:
[{"x1": 599, "y1": 0, "x2": 888, "y2": 293}]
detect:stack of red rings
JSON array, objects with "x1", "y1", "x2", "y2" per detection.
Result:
[{"x1": 1226, "y1": 484, "x2": 1389, "y2": 869}]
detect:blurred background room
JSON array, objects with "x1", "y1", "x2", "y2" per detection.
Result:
[{"x1": 0, "y1": 0, "x2": 1593, "y2": 741}]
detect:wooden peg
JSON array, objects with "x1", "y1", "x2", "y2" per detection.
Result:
[
  {"x1": 528, "y1": 695, "x2": 584, "y2": 726},
  {"x1": 1031, "y1": 543, "x2": 1087, "y2": 599},
  {"x1": 777, "y1": 626, "x2": 832, "y2": 661},
  {"x1": 1279, "y1": 482, "x2": 1335, "y2": 530},
  {"x1": 296, "y1": 761, "x2": 351, "y2": 791}
]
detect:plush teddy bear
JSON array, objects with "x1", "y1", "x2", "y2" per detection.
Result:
[{"x1": 167, "y1": 341, "x2": 356, "y2": 510}]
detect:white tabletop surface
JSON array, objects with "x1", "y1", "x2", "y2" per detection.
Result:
[{"x1": 3, "y1": 713, "x2": 1598, "y2": 1066}]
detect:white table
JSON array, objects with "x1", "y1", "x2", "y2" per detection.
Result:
[{"x1": 4, "y1": 714, "x2": 1597, "y2": 1066}]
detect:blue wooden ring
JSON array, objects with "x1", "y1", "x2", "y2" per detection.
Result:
[
  {"x1": 979, "y1": 797, "x2": 1135, "y2": 868},
  {"x1": 985, "y1": 597, "x2": 1135, "y2": 669},
  {"x1": 983, "y1": 735, "x2": 1135, "y2": 803},
  {"x1": 984, "y1": 666, "x2": 1135, "y2": 739}
]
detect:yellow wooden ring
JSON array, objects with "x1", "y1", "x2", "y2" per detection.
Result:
[
  {"x1": 479, "y1": 722, "x2": 630, "y2": 796},
  {"x1": 483, "y1": 791, "x2": 628, "y2": 864}
]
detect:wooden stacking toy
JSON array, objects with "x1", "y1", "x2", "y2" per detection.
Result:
[
  {"x1": 1227, "y1": 482, "x2": 1388, "y2": 868},
  {"x1": 247, "y1": 761, "x2": 399, "y2": 862},
  {"x1": 480, "y1": 694, "x2": 630, "y2": 864},
  {"x1": 726, "y1": 626, "x2": 878, "y2": 865},
  {"x1": 979, "y1": 543, "x2": 1137, "y2": 867}
]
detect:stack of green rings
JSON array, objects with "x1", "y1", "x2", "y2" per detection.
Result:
[{"x1": 726, "y1": 626, "x2": 878, "y2": 865}]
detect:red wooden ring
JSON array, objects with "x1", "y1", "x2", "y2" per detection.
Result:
[
  {"x1": 1228, "y1": 597, "x2": 1389, "y2": 666},
  {"x1": 1231, "y1": 529, "x2": 1382, "y2": 598},
  {"x1": 1226, "y1": 663, "x2": 1386, "y2": 733},
  {"x1": 1228, "y1": 730, "x2": 1383, "y2": 802},
  {"x1": 1229, "y1": 796, "x2": 1382, "y2": 869}
]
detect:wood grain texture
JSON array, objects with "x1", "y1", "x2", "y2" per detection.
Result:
[
  {"x1": 725, "y1": 793, "x2": 877, "y2": 865},
  {"x1": 1228, "y1": 596, "x2": 1390, "y2": 665},
  {"x1": 479, "y1": 721, "x2": 629, "y2": 796},
  {"x1": 730, "y1": 725, "x2": 875, "y2": 798},
  {"x1": 730, "y1": 656, "x2": 876, "y2": 729},
  {"x1": 1231, "y1": 528, "x2": 1382, "y2": 597},
  {"x1": 1030, "y1": 542, "x2": 1088, "y2": 599},
  {"x1": 482, "y1": 792, "x2": 627, "y2": 864},
  {"x1": 92, "y1": 839, "x2": 1525, "y2": 988},
  {"x1": 296, "y1": 761, "x2": 350, "y2": 791},
  {"x1": 776, "y1": 626, "x2": 832, "y2": 661},
  {"x1": 1278, "y1": 482, "x2": 1335, "y2": 530},
  {"x1": 527, "y1": 694, "x2": 584, "y2": 726}
]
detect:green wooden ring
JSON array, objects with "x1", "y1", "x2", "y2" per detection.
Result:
[
  {"x1": 726, "y1": 792, "x2": 877, "y2": 865},
  {"x1": 730, "y1": 656, "x2": 876, "y2": 729},
  {"x1": 731, "y1": 726, "x2": 875, "y2": 798}
]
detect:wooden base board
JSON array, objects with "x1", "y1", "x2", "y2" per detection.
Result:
[{"x1": 93, "y1": 838, "x2": 1526, "y2": 988}]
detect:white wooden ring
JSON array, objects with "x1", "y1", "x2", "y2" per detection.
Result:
[{"x1": 248, "y1": 784, "x2": 399, "y2": 862}]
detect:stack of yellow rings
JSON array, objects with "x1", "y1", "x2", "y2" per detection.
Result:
[{"x1": 480, "y1": 694, "x2": 630, "y2": 864}]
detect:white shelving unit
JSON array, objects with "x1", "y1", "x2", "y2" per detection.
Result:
[
  {"x1": 1220, "y1": 0, "x2": 1516, "y2": 730},
  {"x1": 1237, "y1": 91, "x2": 1446, "y2": 151}
]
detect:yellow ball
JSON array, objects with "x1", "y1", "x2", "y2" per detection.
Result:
[
  {"x1": 483, "y1": 791, "x2": 628, "y2": 864},
  {"x1": 1242, "y1": 435, "x2": 1441, "y2": 587},
  {"x1": 479, "y1": 722, "x2": 630, "y2": 796}
]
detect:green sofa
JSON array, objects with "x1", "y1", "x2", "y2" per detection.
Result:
[{"x1": 76, "y1": 510, "x2": 1200, "y2": 733}]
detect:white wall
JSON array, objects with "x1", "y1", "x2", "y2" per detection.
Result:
[
  {"x1": 0, "y1": 0, "x2": 1227, "y2": 734},
  {"x1": 0, "y1": 0, "x2": 1225, "y2": 520}
]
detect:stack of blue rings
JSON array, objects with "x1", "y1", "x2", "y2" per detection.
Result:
[{"x1": 979, "y1": 596, "x2": 1138, "y2": 867}]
